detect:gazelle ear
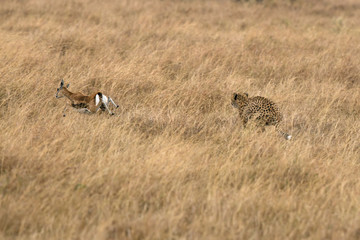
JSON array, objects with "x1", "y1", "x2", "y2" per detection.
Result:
[
  {"x1": 244, "y1": 92, "x2": 248, "y2": 97},
  {"x1": 66, "y1": 83, "x2": 70, "y2": 88}
]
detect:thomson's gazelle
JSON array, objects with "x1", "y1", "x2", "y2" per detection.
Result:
[{"x1": 55, "y1": 79, "x2": 119, "y2": 117}]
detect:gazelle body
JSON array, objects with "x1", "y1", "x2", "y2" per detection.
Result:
[{"x1": 56, "y1": 79, "x2": 119, "y2": 116}]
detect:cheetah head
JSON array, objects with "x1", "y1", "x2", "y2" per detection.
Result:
[{"x1": 231, "y1": 92, "x2": 249, "y2": 109}]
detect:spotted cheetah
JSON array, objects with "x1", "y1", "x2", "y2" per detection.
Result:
[{"x1": 231, "y1": 92, "x2": 291, "y2": 140}]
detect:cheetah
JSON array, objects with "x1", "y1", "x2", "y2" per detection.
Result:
[{"x1": 231, "y1": 92, "x2": 291, "y2": 140}]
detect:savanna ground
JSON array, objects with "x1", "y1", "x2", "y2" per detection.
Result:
[{"x1": 0, "y1": 0, "x2": 360, "y2": 239}]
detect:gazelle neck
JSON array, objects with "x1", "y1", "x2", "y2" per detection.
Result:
[{"x1": 61, "y1": 87, "x2": 74, "y2": 100}]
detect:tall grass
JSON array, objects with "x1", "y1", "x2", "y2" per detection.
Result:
[{"x1": 0, "y1": 0, "x2": 359, "y2": 239}]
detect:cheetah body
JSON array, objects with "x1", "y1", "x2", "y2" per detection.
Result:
[{"x1": 231, "y1": 93, "x2": 291, "y2": 140}]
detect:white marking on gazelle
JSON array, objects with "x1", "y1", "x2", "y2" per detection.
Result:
[{"x1": 95, "y1": 94, "x2": 100, "y2": 106}]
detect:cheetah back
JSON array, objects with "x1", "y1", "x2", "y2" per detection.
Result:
[{"x1": 243, "y1": 96, "x2": 283, "y2": 126}]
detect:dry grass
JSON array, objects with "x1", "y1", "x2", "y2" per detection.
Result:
[{"x1": 1, "y1": 0, "x2": 360, "y2": 239}]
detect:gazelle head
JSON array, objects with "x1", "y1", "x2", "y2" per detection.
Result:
[{"x1": 56, "y1": 79, "x2": 70, "y2": 98}]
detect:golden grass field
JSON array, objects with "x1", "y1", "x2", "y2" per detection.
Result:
[{"x1": 1, "y1": 0, "x2": 360, "y2": 239}]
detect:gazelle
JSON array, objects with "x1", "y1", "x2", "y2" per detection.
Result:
[{"x1": 55, "y1": 79, "x2": 119, "y2": 117}]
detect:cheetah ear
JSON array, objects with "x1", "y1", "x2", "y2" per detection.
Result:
[
  {"x1": 244, "y1": 92, "x2": 248, "y2": 97},
  {"x1": 66, "y1": 83, "x2": 70, "y2": 88},
  {"x1": 233, "y1": 93, "x2": 238, "y2": 100}
]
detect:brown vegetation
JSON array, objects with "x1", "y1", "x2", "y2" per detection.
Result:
[{"x1": 0, "y1": 0, "x2": 359, "y2": 239}]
